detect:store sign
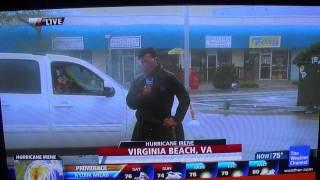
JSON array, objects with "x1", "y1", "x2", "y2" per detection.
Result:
[
  {"x1": 52, "y1": 37, "x2": 84, "y2": 50},
  {"x1": 249, "y1": 36, "x2": 281, "y2": 48},
  {"x1": 110, "y1": 36, "x2": 141, "y2": 49},
  {"x1": 205, "y1": 36, "x2": 232, "y2": 48}
]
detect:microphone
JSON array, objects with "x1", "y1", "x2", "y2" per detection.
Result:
[{"x1": 145, "y1": 76, "x2": 154, "y2": 88}]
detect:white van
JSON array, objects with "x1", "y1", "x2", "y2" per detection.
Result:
[
  {"x1": 0, "y1": 53, "x2": 192, "y2": 152},
  {"x1": 0, "y1": 53, "x2": 137, "y2": 150}
]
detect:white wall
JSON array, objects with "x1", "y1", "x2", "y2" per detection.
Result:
[
  {"x1": 232, "y1": 49, "x2": 244, "y2": 67},
  {"x1": 92, "y1": 51, "x2": 108, "y2": 73}
]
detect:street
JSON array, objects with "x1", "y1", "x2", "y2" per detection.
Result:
[
  {"x1": 184, "y1": 89, "x2": 319, "y2": 160},
  {"x1": 191, "y1": 90, "x2": 301, "y2": 113}
]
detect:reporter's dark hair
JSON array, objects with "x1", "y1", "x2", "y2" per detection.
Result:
[{"x1": 138, "y1": 48, "x2": 158, "y2": 59}]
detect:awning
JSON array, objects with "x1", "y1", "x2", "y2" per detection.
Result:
[{"x1": 1, "y1": 25, "x2": 320, "y2": 52}]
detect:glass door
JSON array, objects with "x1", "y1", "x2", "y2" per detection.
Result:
[
  {"x1": 111, "y1": 55, "x2": 122, "y2": 82},
  {"x1": 122, "y1": 55, "x2": 135, "y2": 87},
  {"x1": 111, "y1": 51, "x2": 135, "y2": 87},
  {"x1": 259, "y1": 53, "x2": 272, "y2": 80},
  {"x1": 207, "y1": 55, "x2": 217, "y2": 81}
]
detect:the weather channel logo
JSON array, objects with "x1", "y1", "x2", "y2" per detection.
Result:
[
  {"x1": 288, "y1": 145, "x2": 310, "y2": 167},
  {"x1": 28, "y1": 17, "x2": 65, "y2": 27}
]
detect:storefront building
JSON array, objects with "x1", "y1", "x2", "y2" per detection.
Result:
[{"x1": 1, "y1": 25, "x2": 320, "y2": 86}]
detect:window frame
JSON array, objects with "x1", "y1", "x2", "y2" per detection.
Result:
[
  {"x1": 0, "y1": 59, "x2": 41, "y2": 94},
  {"x1": 51, "y1": 61, "x2": 105, "y2": 96}
]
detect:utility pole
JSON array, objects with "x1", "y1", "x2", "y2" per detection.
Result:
[
  {"x1": 105, "y1": 34, "x2": 112, "y2": 75},
  {"x1": 183, "y1": 6, "x2": 190, "y2": 90}
]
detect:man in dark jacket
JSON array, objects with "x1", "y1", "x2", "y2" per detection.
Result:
[{"x1": 126, "y1": 48, "x2": 190, "y2": 141}]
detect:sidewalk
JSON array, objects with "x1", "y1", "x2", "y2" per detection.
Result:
[
  {"x1": 189, "y1": 80, "x2": 298, "y2": 96},
  {"x1": 188, "y1": 80, "x2": 312, "y2": 113}
]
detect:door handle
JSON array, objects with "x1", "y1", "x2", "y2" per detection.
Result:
[
  {"x1": 54, "y1": 102, "x2": 72, "y2": 108},
  {"x1": 54, "y1": 103, "x2": 73, "y2": 108},
  {"x1": 1, "y1": 101, "x2": 10, "y2": 107},
  {"x1": 1, "y1": 104, "x2": 10, "y2": 107}
]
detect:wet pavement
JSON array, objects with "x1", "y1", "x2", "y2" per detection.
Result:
[
  {"x1": 190, "y1": 90, "x2": 306, "y2": 113},
  {"x1": 185, "y1": 89, "x2": 319, "y2": 160}
]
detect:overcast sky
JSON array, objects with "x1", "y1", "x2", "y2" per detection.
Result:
[
  {"x1": 43, "y1": 6, "x2": 320, "y2": 17},
  {"x1": 5, "y1": 6, "x2": 320, "y2": 26}
]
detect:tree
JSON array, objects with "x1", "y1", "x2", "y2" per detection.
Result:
[
  {"x1": 212, "y1": 64, "x2": 236, "y2": 90},
  {"x1": 293, "y1": 42, "x2": 320, "y2": 66},
  {"x1": 0, "y1": 10, "x2": 46, "y2": 25},
  {"x1": 0, "y1": 10, "x2": 48, "y2": 52},
  {"x1": 1, "y1": 10, "x2": 72, "y2": 52},
  {"x1": 293, "y1": 42, "x2": 320, "y2": 108}
]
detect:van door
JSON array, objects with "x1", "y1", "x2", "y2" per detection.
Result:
[
  {"x1": 48, "y1": 61, "x2": 125, "y2": 148},
  {"x1": 0, "y1": 57, "x2": 51, "y2": 149}
]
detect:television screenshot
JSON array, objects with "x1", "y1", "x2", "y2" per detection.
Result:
[{"x1": 0, "y1": 5, "x2": 319, "y2": 180}]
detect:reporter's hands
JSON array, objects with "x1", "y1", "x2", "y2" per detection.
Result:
[
  {"x1": 163, "y1": 117, "x2": 177, "y2": 127},
  {"x1": 142, "y1": 85, "x2": 152, "y2": 96}
]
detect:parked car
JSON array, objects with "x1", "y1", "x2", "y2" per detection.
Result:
[{"x1": 0, "y1": 53, "x2": 192, "y2": 151}]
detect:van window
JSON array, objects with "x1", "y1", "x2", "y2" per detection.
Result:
[
  {"x1": 0, "y1": 59, "x2": 41, "y2": 94},
  {"x1": 51, "y1": 62, "x2": 104, "y2": 95}
]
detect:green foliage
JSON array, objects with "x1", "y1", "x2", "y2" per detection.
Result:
[
  {"x1": 0, "y1": 11, "x2": 44, "y2": 24},
  {"x1": 239, "y1": 81, "x2": 259, "y2": 88},
  {"x1": 292, "y1": 80, "x2": 299, "y2": 86},
  {"x1": 212, "y1": 64, "x2": 236, "y2": 89},
  {"x1": 293, "y1": 42, "x2": 320, "y2": 65},
  {"x1": 0, "y1": 11, "x2": 50, "y2": 52}
]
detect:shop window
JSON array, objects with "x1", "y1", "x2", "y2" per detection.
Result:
[{"x1": 272, "y1": 49, "x2": 288, "y2": 80}]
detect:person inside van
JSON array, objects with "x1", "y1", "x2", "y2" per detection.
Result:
[
  {"x1": 55, "y1": 74, "x2": 69, "y2": 93},
  {"x1": 53, "y1": 67, "x2": 73, "y2": 94}
]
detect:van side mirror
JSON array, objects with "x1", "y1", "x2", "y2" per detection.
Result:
[{"x1": 103, "y1": 87, "x2": 115, "y2": 97}]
